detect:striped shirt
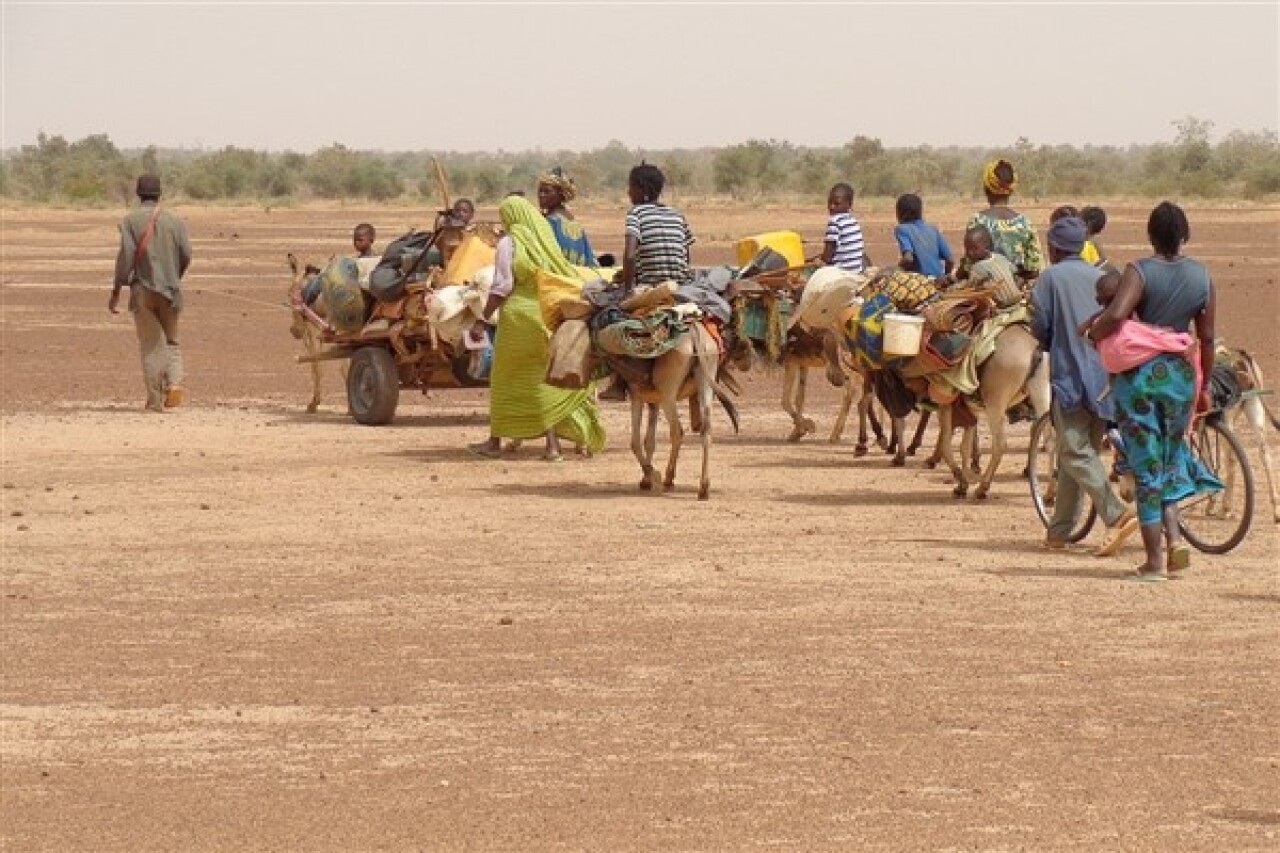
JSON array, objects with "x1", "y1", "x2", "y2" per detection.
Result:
[
  {"x1": 825, "y1": 212, "x2": 865, "y2": 272},
  {"x1": 626, "y1": 203, "x2": 695, "y2": 286}
]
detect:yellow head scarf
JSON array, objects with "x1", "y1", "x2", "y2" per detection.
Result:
[
  {"x1": 537, "y1": 167, "x2": 577, "y2": 203},
  {"x1": 499, "y1": 195, "x2": 576, "y2": 278},
  {"x1": 982, "y1": 159, "x2": 1018, "y2": 196}
]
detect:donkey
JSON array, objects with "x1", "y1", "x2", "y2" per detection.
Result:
[
  {"x1": 621, "y1": 323, "x2": 740, "y2": 501},
  {"x1": 286, "y1": 253, "x2": 346, "y2": 414},
  {"x1": 819, "y1": 338, "x2": 940, "y2": 464},
  {"x1": 933, "y1": 323, "x2": 1051, "y2": 499},
  {"x1": 780, "y1": 330, "x2": 891, "y2": 451},
  {"x1": 779, "y1": 269, "x2": 899, "y2": 453},
  {"x1": 1218, "y1": 346, "x2": 1280, "y2": 523}
]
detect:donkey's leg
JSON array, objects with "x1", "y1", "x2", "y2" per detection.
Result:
[
  {"x1": 781, "y1": 360, "x2": 799, "y2": 440},
  {"x1": 907, "y1": 409, "x2": 930, "y2": 456},
  {"x1": 308, "y1": 362, "x2": 322, "y2": 414},
  {"x1": 793, "y1": 366, "x2": 815, "y2": 439},
  {"x1": 974, "y1": 411, "x2": 1007, "y2": 500},
  {"x1": 855, "y1": 389, "x2": 872, "y2": 456},
  {"x1": 937, "y1": 406, "x2": 969, "y2": 497},
  {"x1": 970, "y1": 423, "x2": 984, "y2": 475},
  {"x1": 305, "y1": 329, "x2": 322, "y2": 414},
  {"x1": 631, "y1": 395, "x2": 656, "y2": 491},
  {"x1": 782, "y1": 361, "x2": 815, "y2": 442},
  {"x1": 340, "y1": 364, "x2": 352, "y2": 414},
  {"x1": 830, "y1": 378, "x2": 857, "y2": 444},
  {"x1": 645, "y1": 403, "x2": 659, "y2": 465},
  {"x1": 866, "y1": 379, "x2": 888, "y2": 450},
  {"x1": 697, "y1": 372, "x2": 715, "y2": 501},
  {"x1": 958, "y1": 426, "x2": 976, "y2": 492},
  {"x1": 660, "y1": 391, "x2": 685, "y2": 492},
  {"x1": 890, "y1": 417, "x2": 907, "y2": 467},
  {"x1": 869, "y1": 410, "x2": 888, "y2": 450},
  {"x1": 1240, "y1": 400, "x2": 1280, "y2": 522}
]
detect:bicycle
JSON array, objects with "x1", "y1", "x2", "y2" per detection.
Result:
[{"x1": 1027, "y1": 409, "x2": 1254, "y2": 553}]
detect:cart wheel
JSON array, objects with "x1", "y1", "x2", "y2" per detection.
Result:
[{"x1": 347, "y1": 346, "x2": 399, "y2": 425}]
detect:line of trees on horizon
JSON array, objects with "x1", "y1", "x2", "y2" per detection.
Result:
[{"x1": 2, "y1": 119, "x2": 1277, "y2": 206}]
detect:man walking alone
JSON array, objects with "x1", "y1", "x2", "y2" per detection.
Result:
[{"x1": 110, "y1": 175, "x2": 192, "y2": 411}]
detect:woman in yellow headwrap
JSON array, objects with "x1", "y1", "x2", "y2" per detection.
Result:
[
  {"x1": 537, "y1": 167, "x2": 598, "y2": 266},
  {"x1": 467, "y1": 194, "x2": 605, "y2": 461},
  {"x1": 961, "y1": 159, "x2": 1044, "y2": 284}
]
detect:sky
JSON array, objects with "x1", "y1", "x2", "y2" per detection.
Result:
[{"x1": 3, "y1": 0, "x2": 1277, "y2": 153}]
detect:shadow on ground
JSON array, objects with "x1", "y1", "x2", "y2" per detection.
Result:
[
  {"x1": 980, "y1": 566, "x2": 1128, "y2": 581},
  {"x1": 775, "y1": 489, "x2": 964, "y2": 507}
]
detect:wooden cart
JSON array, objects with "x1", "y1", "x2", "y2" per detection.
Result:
[{"x1": 290, "y1": 216, "x2": 495, "y2": 425}]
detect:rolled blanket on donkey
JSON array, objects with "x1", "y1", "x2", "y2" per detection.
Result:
[{"x1": 540, "y1": 275, "x2": 731, "y2": 393}]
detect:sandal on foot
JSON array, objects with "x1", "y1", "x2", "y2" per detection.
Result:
[
  {"x1": 1167, "y1": 544, "x2": 1191, "y2": 576},
  {"x1": 541, "y1": 453, "x2": 565, "y2": 463},
  {"x1": 467, "y1": 443, "x2": 502, "y2": 459},
  {"x1": 1126, "y1": 567, "x2": 1169, "y2": 583}
]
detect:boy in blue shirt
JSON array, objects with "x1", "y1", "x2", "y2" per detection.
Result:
[{"x1": 894, "y1": 193, "x2": 954, "y2": 280}]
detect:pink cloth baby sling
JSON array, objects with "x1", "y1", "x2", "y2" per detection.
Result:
[{"x1": 1095, "y1": 318, "x2": 1203, "y2": 397}]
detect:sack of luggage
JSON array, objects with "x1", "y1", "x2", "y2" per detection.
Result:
[
  {"x1": 369, "y1": 230, "x2": 434, "y2": 302},
  {"x1": 866, "y1": 269, "x2": 939, "y2": 312},
  {"x1": 546, "y1": 319, "x2": 597, "y2": 389},
  {"x1": 319, "y1": 258, "x2": 368, "y2": 333}
]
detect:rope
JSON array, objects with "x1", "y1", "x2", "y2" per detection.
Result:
[{"x1": 197, "y1": 289, "x2": 293, "y2": 312}]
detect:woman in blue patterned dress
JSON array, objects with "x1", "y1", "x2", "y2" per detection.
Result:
[{"x1": 1087, "y1": 202, "x2": 1222, "y2": 581}]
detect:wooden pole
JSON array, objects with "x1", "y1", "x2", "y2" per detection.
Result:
[{"x1": 432, "y1": 156, "x2": 452, "y2": 213}]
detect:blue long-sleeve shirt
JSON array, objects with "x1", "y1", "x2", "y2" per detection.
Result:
[{"x1": 1030, "y1": 256, "x2": 1112, "y2": 418}]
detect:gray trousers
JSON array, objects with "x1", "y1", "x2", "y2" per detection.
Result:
[
  {"x1": 1048, "y1": 401, "x2": 1127, "y2": 538},
  {"x1": 132, "y1": 285, "x2": 183, "y2": 410}
]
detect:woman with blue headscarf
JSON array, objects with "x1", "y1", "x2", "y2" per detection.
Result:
[
  {"x1": 467, "y1": 195, "x2": 605, "y2": 461},
  {"x1": 537, "y1": 167, "x2": 598, "y2": 266}
]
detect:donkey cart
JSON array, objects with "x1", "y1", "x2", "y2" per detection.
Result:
[{"x1": 288, "y1": 215, "x2": 495, "y2": 425}]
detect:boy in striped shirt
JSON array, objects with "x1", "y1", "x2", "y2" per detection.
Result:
[
  {"x1": 622, "y1": 163, "x2": 695, "y2": 290},
  {"x1": 821, "y1": 183, "x2": 867, "y2": 273}
]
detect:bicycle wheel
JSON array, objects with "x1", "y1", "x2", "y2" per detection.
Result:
[
  {"x1": 1027, "y1": 412, "x2": 1096, "y2": 543},
  {"x1": 1179, "y1": 416, "x2": 1254, "y2": 554}
]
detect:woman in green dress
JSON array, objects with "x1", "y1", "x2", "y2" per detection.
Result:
[{"x1": 467, "y1": 195, "x2": 605, "y2": 461}]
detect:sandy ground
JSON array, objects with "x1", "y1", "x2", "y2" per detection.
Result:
[{"x1": 1, "y1": 203, "x2": 1278, "y2": 851}]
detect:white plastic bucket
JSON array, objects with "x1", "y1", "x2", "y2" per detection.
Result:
[{"x1": 883, "y1": 313, "x2": 925, "y2": 357}]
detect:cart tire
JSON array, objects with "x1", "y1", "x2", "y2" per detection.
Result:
[{"x1": 347, "y1": 346, "x2": 399, "y2": 425}]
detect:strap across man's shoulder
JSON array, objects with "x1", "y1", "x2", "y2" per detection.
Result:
[{"x1": 132, "y1": 204, "x2": 163, "y2": 276}]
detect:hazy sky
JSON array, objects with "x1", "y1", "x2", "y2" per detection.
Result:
[{"x1": 3, "y1": 1, "x2": 1277, "y2": 153}]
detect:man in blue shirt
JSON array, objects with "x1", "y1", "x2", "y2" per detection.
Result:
[{"x1": 1030, "y1": 217, "x2": 1137, "y2": 555}]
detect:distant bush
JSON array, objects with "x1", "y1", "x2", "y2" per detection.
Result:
[
  {"x1": 4, "y1": 133, "x2": 133, "y2": 203},
  {"x1": 2, "y1": 120, "x2": 1277, "y2": 205},
  {"x1": 1243, "y1": 160, "x2": 1280, "y2": 199}
]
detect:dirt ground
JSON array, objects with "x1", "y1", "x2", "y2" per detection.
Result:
[{"x1": 2, "y1": 202, "x2": 1278, "y2": 851}]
